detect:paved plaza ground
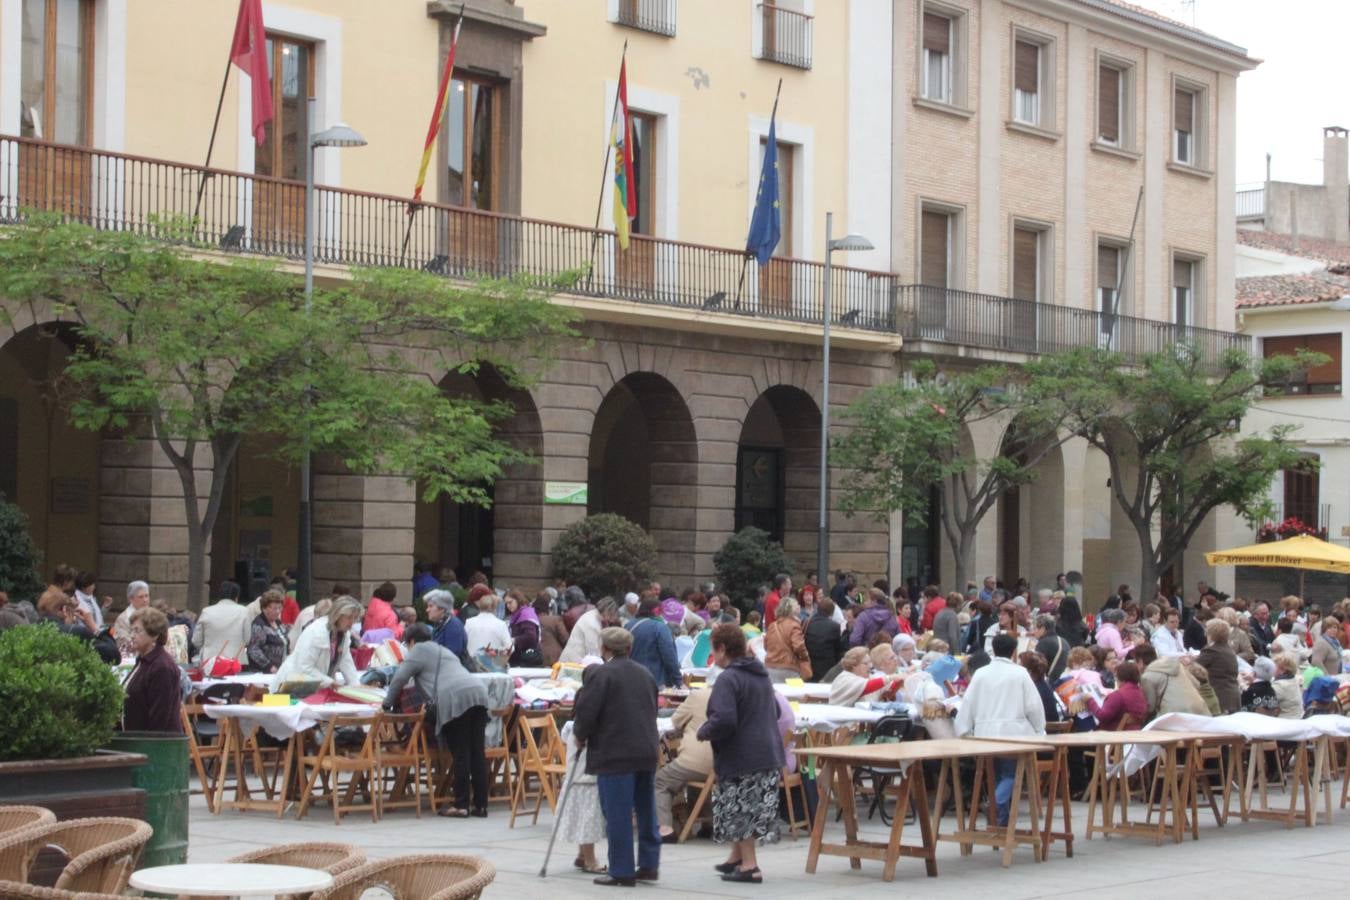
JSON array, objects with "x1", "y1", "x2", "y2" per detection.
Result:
[{"x1": 185, "y1": 788, "x2": 1350, "y2": 899}]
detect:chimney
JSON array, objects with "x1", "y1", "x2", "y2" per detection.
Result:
[{"x1": 1324, "y1": 126, "x2": 1349, "y2": 243}]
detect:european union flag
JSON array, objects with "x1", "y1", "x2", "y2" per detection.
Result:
[{"x1": 746, "y1": 115, "x2": 781, "y2": 266}]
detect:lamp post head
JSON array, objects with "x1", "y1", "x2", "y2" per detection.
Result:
[
  {"x1": 311, "y1": 123, "x2": 367, "y2": 148},
  {"x1": 828, "y1": 233, "x2": 874, "y2": 253}
]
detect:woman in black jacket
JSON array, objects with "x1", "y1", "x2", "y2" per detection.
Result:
[
  {"x1": 803, "y1": 597, "x2": 845, "y2": 681},
  {"x1": 1055, "y1": 596, "x2": 1089, "y2": 647},
  {"x1": 697, "y1": 624, "x2": 785, "y2": 885}
]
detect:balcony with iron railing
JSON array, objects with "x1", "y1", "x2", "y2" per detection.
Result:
[
  {"x1": 1236, "y1": 185, "x2": 1265, "y2": 221},
  {"x1": 756, "y1": 3, "x2": 812, "y2": 69},
  {"x1": 0, "y1": 134, "x2": 1252, "y2": 364},
  {"x1": 613, "y1": 0, "x2": 676, "y2": 37}
]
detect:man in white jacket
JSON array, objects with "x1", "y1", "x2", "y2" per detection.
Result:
[
  {"x1": 1151, "y1": 609, "x2": 1188, "y2": 657},
  {"x1": 192, "y1": 581, "x2": 253, "y2": 664},
  {"x1": 559, "y1": 596, "x2": 621, "y2": 663},
  {"x1": 954, "y1": 633, "x2": 1045, "y2": 825}
]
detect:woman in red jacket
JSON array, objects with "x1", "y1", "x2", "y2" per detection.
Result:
[{"x1": 1085, "y1": 660, "x2": 1147, "y2": 730}]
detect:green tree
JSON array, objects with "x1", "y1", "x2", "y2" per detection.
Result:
[
  {"x1": 0, "y1": 216, "x2": 576, "y2": 608},
  {"x1": 1024, "y1": 344, "x2": 1321, "y2": 596},
  {"x1": 713, "y1": 527, "x2": 794, "y2": 611},
  {"x1": 832, "y1": 361, "x2": 1069, "y2": 590},
  {"x1": 0, "y1": 494, "x2": 44, "y2": 603},
  {"x1": 551, "y1": 513, "x2": 658, "y2": 599}
]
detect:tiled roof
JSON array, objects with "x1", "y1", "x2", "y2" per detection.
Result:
[
  {"x1": 1079, "y1": 0, "x2": 1251, "y2": 58},
  {"x1": 1237, "y1": 271, "x2": 1350, "y2": 309},
  {"x1": 1236, "y1": 229, "x2": 1350, "y2": 267}
]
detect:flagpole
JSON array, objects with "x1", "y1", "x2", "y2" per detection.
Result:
[
  {"x1": 734, "y1": 78, "x2": 782, "y2": 310},
  {"x1": 191, "y1": 57, "x2": 235, "y2": 227},
  {"x1": 586, "y1": 40, "x2": 628, "y2": 291},
  {"x1": 401, "y1": 3, "x2": 466, "y2": 267}
]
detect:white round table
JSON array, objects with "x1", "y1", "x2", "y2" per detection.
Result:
[{"x1": 130, "y1": 863, "x2": 334, "y2": 897}]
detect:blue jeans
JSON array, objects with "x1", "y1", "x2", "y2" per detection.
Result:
[
  {"x1": 597, "y1": 771, "x2": 661, "y2": 878},
  {"x1": 993, "y1": 757, "x2": 1018, "y2": 825}
]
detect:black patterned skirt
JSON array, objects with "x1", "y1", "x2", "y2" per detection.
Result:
[{"x1": 711, "y1": 767, "x2": 782, "y2": 845}]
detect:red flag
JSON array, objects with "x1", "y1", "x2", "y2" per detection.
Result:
[
  {"x1": 412, "y1": 8, "x2": 464, "y2": 204},
  {"x1": 616, "y1": 59, "x2": 636, "y2": 220},
  {"x1": 230, "y1": 0, "x2": 273, "y2": 145}
]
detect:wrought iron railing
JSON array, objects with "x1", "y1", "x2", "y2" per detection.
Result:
[
  {"x1": 758, "y1": 4, "x2": 813, "y2": 69},
  {"x1": 1236, "y1": 187, "x2": 1265, "y2": 220},
  {"x1": 614, "y1": 0, "x2": 676, "y2": 37},
  {"x1": 0, "y1": 134, "x2": 1252, "y2": 363}
]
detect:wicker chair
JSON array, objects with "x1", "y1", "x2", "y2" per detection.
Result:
[
  {"x1": 214, "y1": 843, "x2": 366, "y2": 900},
  {"x1": 310, "y1": 854, "x2": 495, "y2": 900},
  {"x1": 0, "y1": 807, "x2": 56, "y2": 840},
  {"x1": 0, "y1": 818, "x2": 151, "y2": 894},
  {"x1": 0, "y1": 879, "x2": 127, "y2": 900}
]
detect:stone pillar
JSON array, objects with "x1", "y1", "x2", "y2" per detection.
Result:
[{"x1": 312, "y1": 458, "x2": 414, "y2": 602}]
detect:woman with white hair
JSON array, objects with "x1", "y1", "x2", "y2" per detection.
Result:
[
  {"x1": 1240, "y1": 656, "x2": 1280, "y2": 715},
  {"x1": 891, "y1": 632, "x2": 918, "y2": 668},
  {"x1": 1271, "y1": 653, "x2": 1305, "y2": 719},
  {"x1": 271, "y1": 596, "x2": 362, "y2": 691},
  {"x1": 828, "y1": 647, "x2": 901, "y2": 706}
]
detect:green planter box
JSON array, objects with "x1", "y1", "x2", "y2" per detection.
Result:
[{"x1": 107, "y1": 733, "x2": 190, "y2": 868}]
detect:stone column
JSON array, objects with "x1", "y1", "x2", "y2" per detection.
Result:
[{"x1": 312, "y1": 458, "x2": 415, "y2": 602}]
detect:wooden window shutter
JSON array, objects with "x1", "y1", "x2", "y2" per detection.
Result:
[
  {"x1": 1013, "y1": 229, "x2": 1038, "y2": 301},
  {"x1": 1174, "y1": 88, "x2": 1193, "y2": 132},
  {"x1": 1304, "y1": 333, "x2": 1343, "y2": 385},
  {"x1": 921, "y1": 211, "x2": 949, "y2": 288},
  {"x1": 1098, "y1": 65, "x2": 1120, "y2": 142},
  {"x1": 1262, "y1": 335, "x2": 1301, "y2": 360},
  {"x1": 1097, "y1": 244, "x2": 1118, "y2": 289},
  {"x1": 1015, "y1": 41, "x2": 1039, "y2": 94},
  {"x1": 923, "y1": 12, "x2": 950, "y2": 54},
  {"x1": 1173, "y1": 258, "x2": 1193, "y2": 290}
]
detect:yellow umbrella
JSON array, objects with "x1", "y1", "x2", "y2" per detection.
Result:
[{"x1": 1206, "y1": 534, "x2": 1350, "y2": 596}]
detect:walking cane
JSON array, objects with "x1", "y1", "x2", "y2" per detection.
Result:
[{"x1": 538, "y1": 749, "x2": 580, "y2": 878}]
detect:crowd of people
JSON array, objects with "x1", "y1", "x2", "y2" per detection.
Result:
[{"x1": 3, "y1": 558, "x2": 1348, "y2": 888}]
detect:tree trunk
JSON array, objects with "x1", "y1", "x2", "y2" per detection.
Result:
[
  {"x1": 1137, "y1": 530, "x2": 1161, "y2": 607},
  {"x1": 953, "y1": 531, "x2": 974, "y2": 595},
  {"x1": 185, "y1": 523, "x2": 207, "y2": 613}
]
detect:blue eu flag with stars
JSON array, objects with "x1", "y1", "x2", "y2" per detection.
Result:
[{"x1": 746, "y1": 115, "x2": 781, "y2": 266}]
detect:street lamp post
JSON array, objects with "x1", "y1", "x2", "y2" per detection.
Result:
[
  {"x1": 817, "y1": 211, "x2": 874, "y2": 586},
  {"x1": 299, "y1": 109, "x2": 366, "y2": 607}
]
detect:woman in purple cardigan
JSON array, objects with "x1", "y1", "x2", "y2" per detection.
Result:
[{"x1": 122, "y1": 607, "x2": 183, "y2": 733}]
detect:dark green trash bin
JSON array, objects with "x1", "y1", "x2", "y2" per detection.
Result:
[{"x1": 108, "y1": 732, "x2": 189, "y2": 867}]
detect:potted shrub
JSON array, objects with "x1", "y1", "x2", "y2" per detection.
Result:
[
  {"x1": 714, "y1": 527, "x2": 794, "y2": 612},
  {"x1": 0, "y1": 624, "x2": 149, "y2": 820},
  {"x1": 552, "y1": 513, "x2": 658, "y2": 598}
]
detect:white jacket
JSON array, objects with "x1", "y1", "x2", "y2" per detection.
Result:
[
  {"x1": 271, "y1": 616, "x2": 359, "y2": 691},
  {"x1": 192, "y1": 598, "x2": 252, "y2": 664},
  {"x1": 559, "y1": 608, "x2": 605, "y2": 663},
  {"x1": 954, "y1": 657, "x2": 1046, "y2": 738},
  {"x1": 1270, "y1": 633, "x2": 1311, "y2": 662},
  {"x1": 1151, "y1": 626, "x2": 1187, "y2": 657}
]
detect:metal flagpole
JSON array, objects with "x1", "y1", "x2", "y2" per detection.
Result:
[
  {"x1": 1106, "y1": 186, "x2": 1145, "y2": 348},
  {"x1": 191, "y1": 57, "x2": 235, "y2": 227},
  {"x1": 585, "y1": 40, "x2": 628, "y2": 292}
]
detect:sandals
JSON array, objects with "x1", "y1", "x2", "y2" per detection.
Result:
[
  {"x1": 574, "y1": 857, "x2": 608, "y2": 875},
  {"x1": 721, "y1": 867, "x2": 763, "y2": 883},
  {"x1": 437, "y1": 807, "x2": 470, "y2": 818},
  {"x1": 713, "y1": 860, "x2": 741, "y2": 874}
]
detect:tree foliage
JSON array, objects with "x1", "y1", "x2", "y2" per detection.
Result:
[
  {"x1": 0, "y1": 624, "x2": 123, "y2": 760},
  {"x1": 0, "y1": 494, "x2": 44, "y2": 603},
  {"x1": 1024, "y1": 344, "x2": 1321, "y2": 595},
  {"x1": 0, "y1": 215, "x2": 578, "y2": 607},
  {"x1": 832, "y1": 361, "x2": 1069, "y2": 589},
  {"x1": 712, "y1": 527, "x2": 794, "y2": 611},
  {"x1": 551, "y1": 513, "x2": 658, "y2": 599}
]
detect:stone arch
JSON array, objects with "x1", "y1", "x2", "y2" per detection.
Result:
[
  {"x1": 413, "y1": 363, "x2": 545, "y2": 587},
  {"x1": 736, "y1": 385, "x2": 821, "y2": 567},
  {"x1": 588, "y1": 371, "x2": 698, "y2": 587},
  {"x1": 0, "y1": 321, "x2": 101, "y2": 577}
]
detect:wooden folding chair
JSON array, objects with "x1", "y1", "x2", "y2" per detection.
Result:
[
  {"x1": 181, "y1": 704, "x2": 222, "y2": 813},
  {"x1": 508, "y1": 713, "x2": 566, "y2": 827},
  {"x1": 374, "y1": 712, "x2": 432, "y2": 818},
  {"x1": 483, "y1": 705, "x2": 518, "y2": 805},
  {"x1": 781, "y1": 731, "x2": 810, "y2": 839},
  {"x1": 297, "y1": 715, "x2": 380, "y2": 824},
  {"x1": 677, "y1": 770, "x2": 717, "y2": 843}
]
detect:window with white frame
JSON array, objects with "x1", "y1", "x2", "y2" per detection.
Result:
[
  {"x1": 1013, "y1": 39, "x2": 1040, "y2": 126},
  {"x1": 1097, "y1": 241, "x2": 1129, "y2": 342},
  {"x1": 1172, "y1": 255, "x2": 1200, "y2": 328},
  {"x1": 921, "y1": 11, "x2": 953, "y2": 104}
]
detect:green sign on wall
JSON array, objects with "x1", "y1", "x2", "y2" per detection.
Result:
[{"x1": 544, "y1": 481, "x2": 589, "y2": 505}]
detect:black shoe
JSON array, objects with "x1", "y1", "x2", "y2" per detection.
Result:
[
  {"x1": 713, "y1": 860, "x2": 741, "y2": 874},
  {"x1": 594, "y1": 875, "x2": 636, "y2": 887},
  {"x1": 721, "y1": 868, "x2": 762, "y2": 884},
  {"x1": 660, "y1": 831, "x2": 679, "y2": 844},
  {"x1": 470, "y1": 808, "x2": 488, "y2": 818},
  {"x1": 636, "y1": 868, "x2": 658, "y2": 882}
]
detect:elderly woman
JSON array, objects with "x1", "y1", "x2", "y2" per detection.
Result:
[
  {"x1": 271, "y1": 596, "x2": 362, "y2": 691},
  {"x1": 763, "y1": 597, "x2": 811, "y2": 682},
  {"x1": 829, "y1": 646, "x2": 902, "y2": 706},
  {"x1": 1271, "y1": 653, "x2": 1305, "y2": 719},
  {"x1": 892, "y1": 632, "x2": 918, "y2": 668},
  {"x1": 384, "y1": 624, "x2": 491, "y2": 817},
  {"x1": 1141, "y1": 652, "x2": 1210, "y2": 718},
  {"x1": 1094, "y1": 608, "x2": 1128, "y2": 658},
  {"x1": 1310, "y1": 615, "x2": 1344, "y2": 675},
  {"x1": 1085, "y1": 661, "x2": 1146, "y2": 731},
  {"x1": 1215, "y1": 607, "x2": 1256, "y2": 664},
  {"x1": 1241, "y1": 657, "x2": 1281, "y2": 715},
  {"x1": 1196, "y1": 619, "x2": 1240, "y2": 713},
  {"x1": 696, "y1": 624, "x2": 786, "y2": 885},
  {"x1": 246, "y1": 590, "x2": 288, "y2": 674},
  {"x1": 504, "y1": 590, "x2": 541, "y2": 666},
  {"x1": 121, "y1": 607, "x2": 183, "y2": 733},
  {"x1": 424, "y1": 589, "x2": 467, "y2": 658}
]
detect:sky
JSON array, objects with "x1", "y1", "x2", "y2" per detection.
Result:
[{"x1": 1134, "y1": 0, "x2": 1350, "y2": 187}]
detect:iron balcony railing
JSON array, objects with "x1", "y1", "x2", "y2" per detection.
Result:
[
  {"x1": 614, "y1": 0, "x2": 676, "y2": 37},
  {"x1": 0, "y1": 134, "x2": 1251, "y2": 363},
  {"x1": 1236, "y1": 186, "x2": 1265, "y2": 220},
  {"x1": 758, "y1": 3, "x2": 813, "y2": 69}
]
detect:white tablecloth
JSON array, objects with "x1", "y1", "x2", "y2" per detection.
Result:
[
  {"x1": 515, "y1": 682, "x2": 577, "y2": 704},
  {"x1": 1122, "y1": 711, "x2": 1350, "y2": 773},
  {"x1": 195, "y1": 672, "x2": 275, "y2": 691},
  {"x1": 509, "y1": 667, "x2": 555, "y2": 681},
  {"x1": 657, "y1": 704, "x2": 885, "y2": 737},
  {"x1": 774, "y1": 682, "x2": 833, "y2": 700},
  {"x1": 202, "y1": 702, "x2": 378, "y2": 742}
]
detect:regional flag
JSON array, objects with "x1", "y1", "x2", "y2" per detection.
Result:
[
  {"x1": 612, "y1": 59, "x2": 636, "y2": 249},
  {"x1": 229, "y1": 0, "x2": 273, "y2": 145},
  {"x1": 412, "y1": 6, "x2": 465, "y2": 203},
  {"x1": 746, "y1": 113, "x2": 781, "y2": 266}
]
